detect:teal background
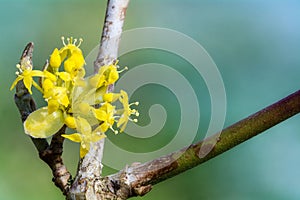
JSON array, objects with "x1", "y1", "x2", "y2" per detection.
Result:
[{"x1": 1, "y1": 0, "x2": 300, "y2": 199}]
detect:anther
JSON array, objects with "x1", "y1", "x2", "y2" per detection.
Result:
[
  {"x1": 77, "y1": 38, "x2": 83, "y2": 47},
  {"x1": 129, "y1": 102, "x2": 139, "y2": 106},
  {"x1": 73, "y1": 38, "x2": 77, "y2": 45},
  {"x1": 61, "y1": 36, "x2": 66, "y2": 46},
  {"x1": 110, "y1": 126, "x2": 118, "y2": 134},
  {"x1": 118, "y1": 66, "x2": 128, "y2": 73}
]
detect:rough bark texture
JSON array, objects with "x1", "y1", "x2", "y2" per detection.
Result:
[
  {"x1": 106, "y1": 89, "x2": 300, "y2": 198},
  {"x1": 94, "y1": 0, "x2": 129, "y2": 73}
]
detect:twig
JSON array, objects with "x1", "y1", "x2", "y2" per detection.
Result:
[
  {"x1": 14, "y1": 43, "x2": 72, "y2": 195},
  {"x1": 107, "y1": 89, "x2": 300, "y2": 198}
]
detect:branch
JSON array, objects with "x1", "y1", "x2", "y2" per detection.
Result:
[
  {"x1": 14, "y1": 43, "x2": 71, "y2": 194},
  {"x1": 107, "y1": 89, "x2": 300, "y2": 198},
  {"x1": 68, "y1": 0, "x2": 130, "y2": 199},
  {"x1": 94, "y1": 0, "x2": 129, "y2": 73}
]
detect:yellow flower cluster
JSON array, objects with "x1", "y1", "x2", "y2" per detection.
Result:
[{"x1": 10, "y1": 37, "x2": 139, "y2": 158}]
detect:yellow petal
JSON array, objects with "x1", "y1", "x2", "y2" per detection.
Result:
[
  {"x1": 64, "y1": 116, "x2": 76, "y2": 129},
  {"x1": 59, "y1": 94, "x2": 70, "y2": 107},
  {"x1": 59, "y1": 47, "x2": 68, "y2": 61},
  {"x1": 80, "y1": 145, "x2": 89, "y2": 158},
  {"x1": 50, "y1": 48, "x2": 61, "y2": 68},
  {"x1": 89, "y1": 74, "x2": 105, "y2": 88},
  {"x1": 71, "y1": 51, "x2": 85, "y2": 68},
  {"x1": 48, "y1": 99, "x2": 59, "y2": 114},
  {"x1": 99, "y1": 123, "x2": 109, "y2": 133},
  {"x1": 31, "y1": 70, "x2": 46, "y2": 77},
  {"x1": 43, "y1": 70, "x2": 57, "y2": 82},
  {"x1": 10, "y1": 76, "x2": 23, "y2": 91},
  {"x1": 64, "y1": 59, "x2": 75, "y2": 73},
  {"x1": 93, "y1": 109, "x2": 107, "y2": 121},
  {"x1": 103, "y1": 93, "x2": 113, "y2": 102},
  {"x1": 62, "y1": 133, "x2": 82, "y2": 143},
  {"x1": 23, "y1": 76, "x2": 33, "y2": 94},
  {"x1": 57, "y1": 72, "x2": 71, "y2": 82},
  {"x1": 103, "y1": 93, "x2": 120, "y2": 103},
  {"x1": 107, "y1": 68, "x2": 119, "y2": 84},
  {"x1": 42, "y1": 78, "x2": 54, "y2": 91},
  {"x1": 24, "y1": 107, "x2": 64, "y2": 138}
]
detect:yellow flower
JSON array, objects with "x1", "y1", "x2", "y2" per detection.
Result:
[
  {"x1": 64, "y1": 52, "x2": 85, "y2": 73},
  {"x1": 92, "y1": 102, "x2": 117, "y2": 133},
  {"x1": 49, "y1": 36, "x2": 85, "y2": 85},
  {"x1": 10, "y1": 60, "x2": 44, "y2": 94},
  {"x1": 117, "y1": 90, "x2": 139, "y2": 132},
  {"x1": 60, "y1": 37, "x2": 85, "y2": 74},
  {"x1": 43, "y1": 84, "x2": 70, "y2": 114},
  {"x1": 11, "y1": 36, "x2": 140, "y2": 152},
  {"x1": 62, "y1": 117, "x2": 106, "y2": 158},
  {"x1": 89, "y1": 64, "x2": 120, "y2": 88}
]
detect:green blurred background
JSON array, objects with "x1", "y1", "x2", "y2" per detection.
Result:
[{"x1": 1, "y1": 0, "x2": 300, "y2": 199}]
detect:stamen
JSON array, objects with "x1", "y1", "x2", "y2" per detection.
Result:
[
  {"x1": 110, "y1": 126, "x2": 118, "y2": 134},
  {"x1": 67, "y1": 37, "x2": 70, "y2": 45},
  {"x1": 15, "y1": 71, "x2": 20, "y2": 75},
  {"x1": 129, "y1": 101, "x2": 139, "y2": 106},
  {"x1": 77, "y1": 38, "x2": 83, "y2": 47},
  {"x1": 61, "y1": 36, "x2": 66, "y2": 46},
  {"x1": 129, "y1": 118, "x2": 138, "y2": 123},
  {"x1": 73, "y1": 38, "x2": 77, "y2": 45},
  {"x1": 118, "y1": 66, "x2": 128, "y2": 73}
]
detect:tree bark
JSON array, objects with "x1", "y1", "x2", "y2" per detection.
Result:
[{"x1": 107, "y1": 90, "x2": 300, "y2": 198}]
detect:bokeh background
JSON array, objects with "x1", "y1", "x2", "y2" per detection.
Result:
[{"x1": 1, "y1": 0, "x2": 300, "y2": 199}]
